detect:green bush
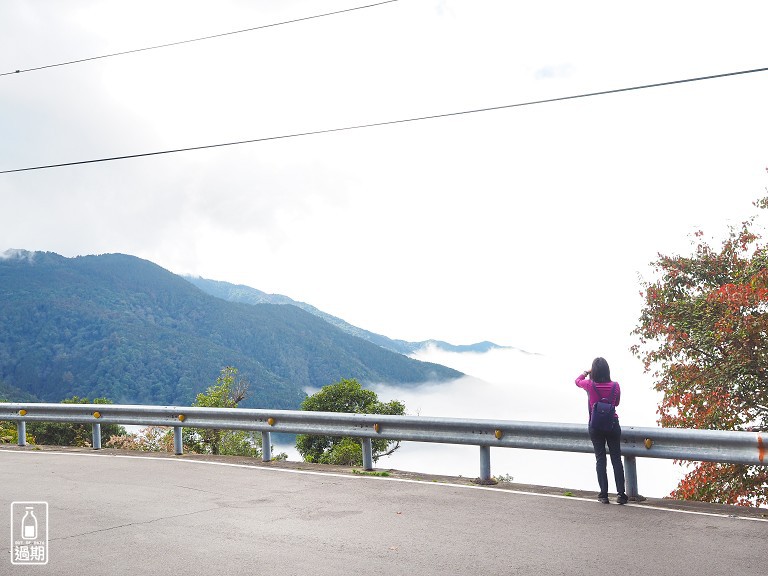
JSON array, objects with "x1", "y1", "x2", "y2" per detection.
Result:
[{"x1": 296, "y1": 378, "x2": 405, "y2": 466}]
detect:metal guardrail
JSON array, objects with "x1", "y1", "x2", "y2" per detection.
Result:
[{"x1": 2, "y1": 402, "x2": 766, "y2": 499}]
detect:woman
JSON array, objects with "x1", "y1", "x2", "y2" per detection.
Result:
[{"x1": 575, "y1": 357, "x2": 628, "y2": 504}]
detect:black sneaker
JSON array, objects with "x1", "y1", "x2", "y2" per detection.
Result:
[
  {"x1": 617, "y1": 493, "x2": 628, "y2": 505},
  {"x1": 598, "y1": 495, "x2": 609, "y2": 504}
]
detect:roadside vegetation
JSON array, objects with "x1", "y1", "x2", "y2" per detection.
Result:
[
  {"x1": 296, "y1": 378, "x2": 405, "y2": 466},
  {"x1": 633, "y1": 194, "x2": 768, "y2": 506}
]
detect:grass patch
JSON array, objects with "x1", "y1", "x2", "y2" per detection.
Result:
[{"x1": 352, "y1": 469, "x2": 390, "y2": 477}]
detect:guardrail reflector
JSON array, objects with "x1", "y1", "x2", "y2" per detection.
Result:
[
  {"x1": 93, "y1": 412, "x2": 101, "y2": 419},
  {"x1": 18, "y1": 409, "x2": 27, "y2": 416},
  {"x1": 495, "y1": 429, "x2": 503, "y2": 440},
  {"x1": 267, "y1": 417, "x2": 275, "y2": 426},
  {"x1": 373, "y1": 423, "x2": 381, "y2": 433},
  {"x1": 178, "y1": 414, "x2": 186, "y2": 422},
  {"x1": 644, "y1": 438, "x2": 653, "y2": 449}
]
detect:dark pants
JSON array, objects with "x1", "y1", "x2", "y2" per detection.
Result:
[{"x1": 589, "y1": 420, "x2": 626, "y2": 497}]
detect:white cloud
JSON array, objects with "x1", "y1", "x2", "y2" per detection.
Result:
[
  {"x1": 363, "y1": 346, "x2": 685, "y2": 496},
  {"x1": 2, "y1": 0, "x2": 768, "y2": 349},
  {"x1": 534, "y1": 64, "x2": 571, "y2": 80},
  {"x1": 0, "y1": 249, "x2": 36, "y2": 262}
]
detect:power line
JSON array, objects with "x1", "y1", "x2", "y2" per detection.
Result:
[
  {"x1": 1, "y1": 0, "x2": 400, "y2": 77},
  {"x1": 2, "y1": 66, "x2": 766, "y2": 174}
]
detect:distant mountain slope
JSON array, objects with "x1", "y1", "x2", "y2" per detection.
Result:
[
  {"x1": 184, "y1": 276, "x2": 512, "y2": 355},
  {"x1": 0, "y1": 251, "x2": 462, "y2": 409},
  {"x1": 0, "y1": 379, "x2": 38, "y2": 403}
]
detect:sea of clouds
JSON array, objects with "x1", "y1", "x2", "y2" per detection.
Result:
[{"x1": 276, "y1": 345, "x2": 687, "y2": 498}]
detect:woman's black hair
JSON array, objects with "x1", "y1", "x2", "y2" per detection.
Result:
[{"x1": 591, "y1": 357, "x2": 611, "y2": 383}]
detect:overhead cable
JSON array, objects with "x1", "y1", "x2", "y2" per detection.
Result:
[
  {"x1": 2, "y1": 66, "x2": 767, "y2": 174},
  {"x1": 1, "y1": 0, "x2": 400, "y2": 77}
]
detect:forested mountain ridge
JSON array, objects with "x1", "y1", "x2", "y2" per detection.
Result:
[
  {"x1": 0, "y1": 251, "x2": 462, "y2": 408},
  {"x1": 185, "y1": 276, "x2": 512, "y2": 355}
]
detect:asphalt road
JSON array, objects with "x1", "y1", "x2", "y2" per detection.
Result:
[{"x1": 1, "y1": 448, "x2": 765, "y2": 575}]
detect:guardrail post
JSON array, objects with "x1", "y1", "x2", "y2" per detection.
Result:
[
  {"x1": 262, "y1": 431, "x2": 272, "y2": 462},
  {"x1": 479, "y1": 445, "x2": 491, "y2": 481},
  {"x1": 173, "y1": 426, "x2": 183, "y2": 455},
  {"x1": 362, "y1": 437, "x2": 373, "y2": 471},
  {"x1": 17, "y1": 421, "x2": 26, "y2": 446},
  {"x1": 91, "y1": 423, "x2": 101, "y2": 450},
  {"x1": 624, "y1": 455, "x2": 638, "y2": 499}
]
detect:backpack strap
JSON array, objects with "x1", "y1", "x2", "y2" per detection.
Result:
[{"x1": 607, "y1": 383, "x2": 617, "y2": 405}]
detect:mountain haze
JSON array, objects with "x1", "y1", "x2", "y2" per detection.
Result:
[
  {"x1": 0, "y1": 251, "x2": 462, "y2": 408},
  {"x1": 185, "y1": 276, "x2": 513, "y2": 355}
]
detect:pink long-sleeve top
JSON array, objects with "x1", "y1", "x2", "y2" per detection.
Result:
[{"x1": 575, "y1": 373, "x2": 621, "y2": 419}]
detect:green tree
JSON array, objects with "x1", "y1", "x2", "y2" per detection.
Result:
[
  {"x1": 296, "y1": 378, "x2": 405, "y2": 466},
  {"x1": 183, "y1": 366, "x2": 285, "y2": 459},
  {"x1": 26, "y1": 396, "x2": 126, "y2": 447},
  {"x1": 632, "y1": 196, "x2": 768, "y2": 506}
]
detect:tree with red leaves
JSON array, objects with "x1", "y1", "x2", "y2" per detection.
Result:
[{"x1": 632, "y1": 194, "x2": 768, "y2": 507}]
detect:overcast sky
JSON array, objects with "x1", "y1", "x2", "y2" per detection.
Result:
[{"x1": 2, "y1": 1, "x2": 767, "y2": 376}]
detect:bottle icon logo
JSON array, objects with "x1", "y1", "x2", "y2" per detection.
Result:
[
  {"x1": 10, "y1": 502, "x2": 48, "y2": 565},
  {"x1": 21, "y1": 507, "x2": 38, "y2": 540}
]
